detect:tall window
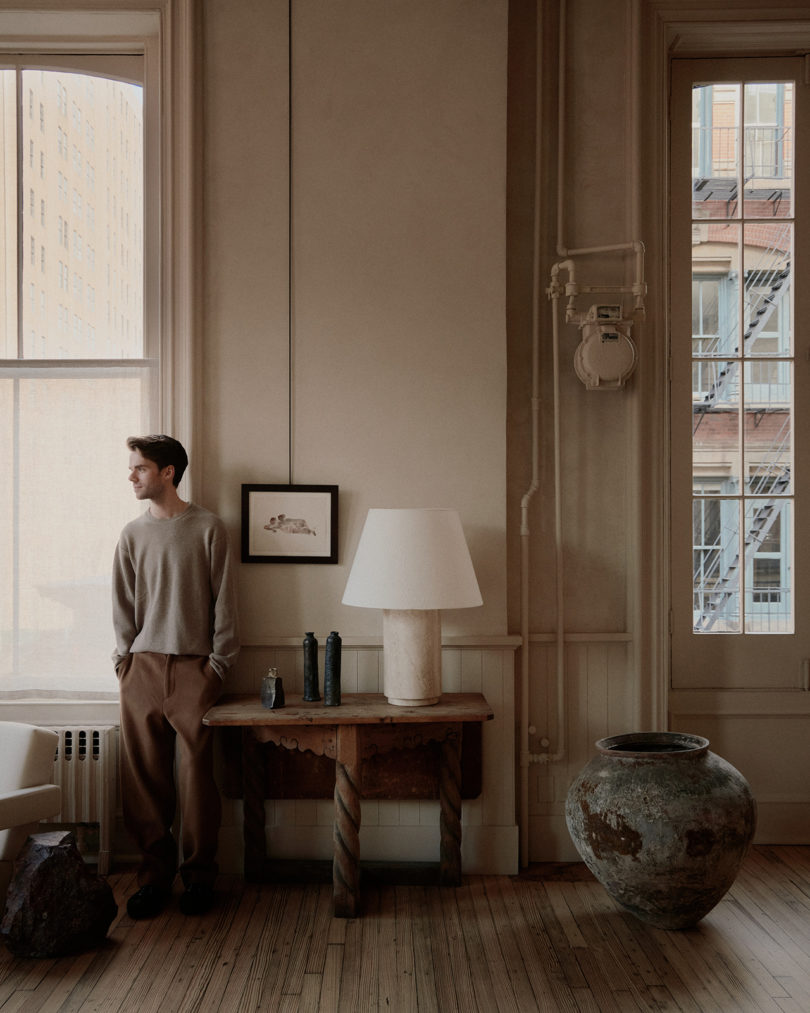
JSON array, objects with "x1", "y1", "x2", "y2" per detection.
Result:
[
  {"x1": 1, "y1": 60, "x2": 156, "y2": 697},
  {"x1": 689, "y1": 79, "x2": 794, "y2": 636}
]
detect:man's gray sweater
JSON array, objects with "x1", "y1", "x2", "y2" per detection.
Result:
[{"x1": 112, "y1": 503, "x2": 239, "y2": 679}]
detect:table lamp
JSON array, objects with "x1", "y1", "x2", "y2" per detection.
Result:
[{"x1": 342, "y1": 508, "x2": 482, "y2": 706}]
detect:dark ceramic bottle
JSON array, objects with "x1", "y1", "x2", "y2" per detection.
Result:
[
  {"x1": 303, "y1": 632, "x2": 320, "y2": 701},
  {"x1": 324, "y1": 631, "x2": 341, "y2": 706}
]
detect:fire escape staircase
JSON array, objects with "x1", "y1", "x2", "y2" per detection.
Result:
[
  {"x1": 694, "y1": 231, "x2": 790, "y2": 415},
  {"x1": 694, "y1": 461, "x2": 790, "y2": 632},
  {"x1": 693, "y1": 234, "x2": 792, "y2": 631}
]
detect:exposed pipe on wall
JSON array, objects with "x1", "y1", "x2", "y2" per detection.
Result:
[
  {"x1": 518, "y1": 0, "x2": 547, "y2": 870},
  {"x1": 519, "y1": 0, "x2": 646, "y2": 868}
]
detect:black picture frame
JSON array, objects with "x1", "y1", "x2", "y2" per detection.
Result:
[{"x1": 241, "y1": 484, "x2": 339, "y2": 564}]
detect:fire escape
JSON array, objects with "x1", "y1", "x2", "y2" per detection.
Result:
[{"x1": 692, "y1": 218, "x2": 791, "y2": 632}]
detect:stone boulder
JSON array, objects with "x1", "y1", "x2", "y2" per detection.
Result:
[{"x1": 1, "y1": 830, "x2": 117, "y2": 957}]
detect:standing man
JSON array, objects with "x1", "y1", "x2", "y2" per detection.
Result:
[{"x1": 112, "y1": 435, "x2": 239, "y2": 919}]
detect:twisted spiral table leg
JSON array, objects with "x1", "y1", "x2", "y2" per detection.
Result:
[
  {"x1": 333, "y1": 759, "x2": 361, "y2": 917},
  {"x1": 439, "y1": 728, "x2": 462, "y2": 886}
]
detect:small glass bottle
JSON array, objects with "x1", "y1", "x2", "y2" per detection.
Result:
[
  {"x1": 303, "y1": 632, "x2": 321, "y2": 701},
  {"x1": 324, "y1": 631, "x2": 342, "y2": 706}
]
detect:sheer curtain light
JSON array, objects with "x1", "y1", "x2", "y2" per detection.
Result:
[{"x1": 342, "y1": 508, "x2": 482, "y2": 706}]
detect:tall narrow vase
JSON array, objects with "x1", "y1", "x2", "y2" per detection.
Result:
[
  {"x1": 303, "y1": 632, "x2": 320, "y2": 702},
  {"x1": 565, "y1": 732, "x2": 756, "y2": 929},
  {"x1": 324, "y1": 631, "x2": 341, "y2": 706}
]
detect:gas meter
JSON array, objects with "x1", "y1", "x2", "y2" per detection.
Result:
[{"x1": 573, "y1": 304, "x2": 637, "y2": 390}]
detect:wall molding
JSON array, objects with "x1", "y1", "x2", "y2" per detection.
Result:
[
  {"x1": 671, "y1": 689, "x2": 810, "y2": 716},
  {"x1": 239, "y1": 635, "x2": 522, "y2": 649}
]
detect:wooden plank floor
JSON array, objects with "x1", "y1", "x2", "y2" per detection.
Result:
[{"x1": 1, "y1": 846, "x2": 809, "y2": 1011}]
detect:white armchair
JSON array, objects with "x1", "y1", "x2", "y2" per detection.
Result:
[{"x1": 0, "y1": 722, "x2": 62, "y2": 897}]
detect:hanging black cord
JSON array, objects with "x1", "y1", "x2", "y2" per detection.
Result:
[{"x1": 288, "y1": 0, "x2": 294, "y2": 485}]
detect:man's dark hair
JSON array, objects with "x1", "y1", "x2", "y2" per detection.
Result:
[{"x1": 127, "y1": 435, "x2": 189, "y2": 487}]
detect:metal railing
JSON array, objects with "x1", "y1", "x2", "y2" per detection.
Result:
[{"x1": 692, "y1": 125, "x2": 792, "y2": 180}]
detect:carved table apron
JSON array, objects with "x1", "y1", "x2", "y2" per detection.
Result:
[{"x1": 203, "y1": 692, "x2": 493, "y2": 917}]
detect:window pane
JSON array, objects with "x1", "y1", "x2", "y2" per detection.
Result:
[
  {"x1": 743, "y1": 221, "x2": 792, "y2": 356},
  {"x1": 745, "y1": 499, "x2": 792, "y2": 632},
  {"x1": 744, "y1": 82, "x2": 793, "y2": 218},
  {"x1": 692, "y1": 497, "x2": 741, "y2": 632},
  {"x1": 692, "y1": 277, "x2": 719, "y2": 337},
  {"x1": 692, "y1": 222, "x2": 739, "y2": 357},
  {"x1": 19, "y1": 71, "x2": 143, "y2": 359},
  {"x1": 0, "y1": 372, "x2": 154, "y2": 695},
  {"x1": 693, "y1": 83, "x2": 740, "y2": 220},
  {"x1": 744, "y1": 361, "x2": 792, "y2": 496},
  {"x1": 693, "y1": 366, "x2": 740, "y2": 494},
  {"x1": 0, "y1": 383, "x2": 12, "y2": 658},
  {"x1": 0, "y1": 70, "x2": 18, "y2": 355}
]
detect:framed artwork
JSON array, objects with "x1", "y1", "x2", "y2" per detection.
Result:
[{"x1": 241, "y1": 484, "x2": 339, "y2": 564}]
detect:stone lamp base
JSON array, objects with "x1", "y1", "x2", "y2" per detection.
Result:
[{"x1": 382, "y1": 609, "x2": 442, "y2": 706}]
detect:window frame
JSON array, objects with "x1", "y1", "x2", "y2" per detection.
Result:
[
  {"x1": 634, "y1": 6, "x2": 810, "y2": 728},
  {"x1": 669, "y1": 54, "x2": 808, "y2": 688},
  {"x1": 0, "y1": 1, "x2": 198, "y2": 716}
]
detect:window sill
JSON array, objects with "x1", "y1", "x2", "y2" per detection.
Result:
[{"x1": 0, "y1": 698, "x2": 120, "y2": 726}]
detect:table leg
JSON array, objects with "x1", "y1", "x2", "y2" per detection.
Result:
[
  {"x1": 439, "y1": 725, "x2": 462, "y2": 886},
  {"x1": 242, "y1": 729, "x2": 267, "y2": 881},
  {"x1": 333, "y1": 725, "x2": 361, "y2": 917}
]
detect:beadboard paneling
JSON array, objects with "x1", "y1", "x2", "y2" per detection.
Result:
[{"x1": 526, "y1": 639, "x2": 638, "y2": 862}]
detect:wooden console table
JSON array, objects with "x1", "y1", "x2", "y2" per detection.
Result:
[{"x1": 203, "y1": 692, "x2": 493, "y2": 917}]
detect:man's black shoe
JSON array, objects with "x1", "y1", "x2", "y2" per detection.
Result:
[
  {"x1": 180, "y1": 883, "x2": 215, "y2": 916},
  {"x1": 127, "y1": 885, "x2": 170, "y2": 920}
]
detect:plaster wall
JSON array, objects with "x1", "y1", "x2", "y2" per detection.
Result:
[{"x1": 202, "y1": 0, "x2": 508, "y2": 643}]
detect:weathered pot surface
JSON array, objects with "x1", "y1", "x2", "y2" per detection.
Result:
[{"x1": 565, "y1": 731, "x2": 757, "y2": 930}]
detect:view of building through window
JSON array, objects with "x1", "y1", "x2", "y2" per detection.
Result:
[
  {"x1": 691, "y1": 80, "x2": 794, "y2": 634},
  {"x1": 1, "y1": 65, "x2": 153, "y2": 696}
]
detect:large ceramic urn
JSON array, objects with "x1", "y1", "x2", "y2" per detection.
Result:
[{"x1": 565, "y1": 731, "x2": 756, "y2": 930}]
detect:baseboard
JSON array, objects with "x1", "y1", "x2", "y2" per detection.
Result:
[
  {"x1": 752, "y1": 801, "x2": 810, "y2": 844},
  {"x1": 216, "y1": 822, "x2": 519, "y2": 876}
]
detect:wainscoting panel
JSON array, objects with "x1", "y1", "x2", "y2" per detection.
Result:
[
  {"x1": 670, "y1": 689, "x2": 810, "y2": 845},
  {"x1": 526, "y1": 637, "x2": 637, "y2": 862}
]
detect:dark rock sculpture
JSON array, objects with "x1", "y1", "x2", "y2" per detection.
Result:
[{"x1": 1, "y1": 830, "x2": 117, "y2": 957}]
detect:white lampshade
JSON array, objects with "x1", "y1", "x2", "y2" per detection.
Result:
[
  {"x1": 342, "y1": 508, "x2": 483, "y2": 610},
  {"x1": 342, "y1": 508, "x2": 482, "y2": 706}
]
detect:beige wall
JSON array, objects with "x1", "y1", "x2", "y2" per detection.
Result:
[
  {"x1": 201, "y1": 0, "x2": 515, "y2": 871},
  {"x1": 202, "y1": 0, "x2": 508, "y2": 643}
]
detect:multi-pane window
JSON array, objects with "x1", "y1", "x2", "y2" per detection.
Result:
[
  {"x1": 1, "y1": 62, "x2": 155, "y2": 696},
  {"x1": 691, "y1": 81, "x2": 794, "y2": 634}
]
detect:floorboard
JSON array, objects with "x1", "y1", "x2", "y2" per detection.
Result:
[{"x1": 1, "y1": 848, "x2": 810, "y2": 1011}]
